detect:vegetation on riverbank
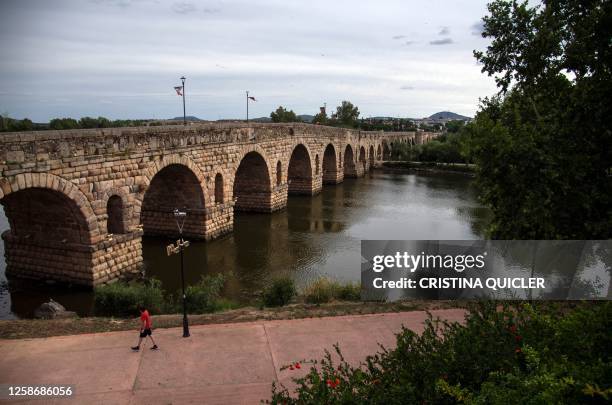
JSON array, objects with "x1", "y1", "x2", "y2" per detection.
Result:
[
  {"x1": 270, "y1": 302, "x2": 612, "y2": 404},
  {"x1": 93, "y1": 275, "x2": 364, "y2": 318},
  {"x1": 382, "y1": 161, "x2": 475, "y2": 175}
]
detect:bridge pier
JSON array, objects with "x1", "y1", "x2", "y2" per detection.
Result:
[{"x1": 2, "y1": 231, "x2": 142, "y2": 286}]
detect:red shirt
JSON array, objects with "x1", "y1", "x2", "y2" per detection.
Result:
[{"x1": 140, "y1": 310, "x2": 152, "y2": 329}]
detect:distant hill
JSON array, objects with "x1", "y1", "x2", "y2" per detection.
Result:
[
  {"x1": 427, "y1": 111, "x2": 470, "y2": 121},
  {"x1": 297, "y1": 114, "x2": 314, "y2": 123},
  {"x1": 250, "y1": 117, "x2": 272, "y2": 123},
  {"x1": 170, "y1": 116, "x2": 203, "y2": 121}
]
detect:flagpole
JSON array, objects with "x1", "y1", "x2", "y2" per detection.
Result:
[
  {"x1": 246, "y1": 90, "x2": 249, "y2": 123},
  {"x1": 181, "y1": 76, "x2": 186, "y2": 126}
]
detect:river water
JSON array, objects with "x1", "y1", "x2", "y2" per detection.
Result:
[{"x1": 0, "y1": 170, "x2": 491, "y2": 319}]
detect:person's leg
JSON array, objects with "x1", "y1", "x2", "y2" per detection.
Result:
[
  {"x1": 148, "y1": 333, "x2": 158, "y2": 349},
  {"x1": 132, "y1": 333, "x2": 145, "y2": 350}
]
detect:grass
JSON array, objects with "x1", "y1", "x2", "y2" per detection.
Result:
[
  {"x1": 303, "y1": 278, "x2": 361, "y2": 304},
  {"x1": 0, "y1": 300, "x2": 464, "y2": 339}
]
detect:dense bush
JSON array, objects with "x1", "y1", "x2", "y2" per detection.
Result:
[
  {"x1": 94, "y1": 279, "x2": 164, "y2": 317},
  {"x1": 183, "y1": 274, "x2": 226, "y2": 314},
  {"x1": 303, "y1": 278, "x2": 335, "y2": 304},
  {"x1": 270, "y1": 302, "x2": 612, "y2": 404},
  {"x1": 303, "y1": 278, "x2": 361, "y2": 304},
  {"x1": 390, "y1": 133, "x2": 468, "y2": 164},
  {"x1": 263, "y1": 277, "x2": 297, "y2": 307}
]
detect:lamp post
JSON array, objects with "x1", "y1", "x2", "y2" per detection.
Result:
[
  {"x1": 181, "y1": 76, "x2": 186, "y2": 126},
  {"x1": 246, "y1": 90, "x2": 249, "y2": 123},
  {"x1": 166, "y1": 209, "x2": 190, "y2": 337}
]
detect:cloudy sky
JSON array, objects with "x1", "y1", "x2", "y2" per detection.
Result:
[{"x1": 0, "y1": 0, "x2": 496, "y2": 122}]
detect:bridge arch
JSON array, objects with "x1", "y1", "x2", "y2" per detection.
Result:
[
  {"x1": 0, "y1": 173, "x2": 99, "y2": 245},
  {"x1": 369, "y1": 145, "x2": 375, "y2": 167},
  {"x1": 382, "y1": 141, "x2": 391, "y2": 160},
  {"x1": 377, "y1": 144, "x2": 382, "y2": 160},
  {"x1": 0, "y1": 173, "x2": 103, "y2": 284},
  {"x1": 287, "y1": 143, "x2": 313, "y2": 195},
  {"x1": 233, "y1": 150, "x2": 273, "y2": 212},
  {"x1": 214, "y1": 173, "x2": 224, "y2": 204},
  {"x1": 359, "y1": 146, "x2": 367, "y2": 172},
  {"x1": 322, "y1": 144, "x2": 337, "y2": 184},
  {"x1": 141, "y1": 162, "x2": 207, "y2": 238},
  {"x1": 100, "y1": 187, "x2": 132, "y2": 235},
  {"x1": 343, "y1": 145, "x2": 356, "y2": 178}
]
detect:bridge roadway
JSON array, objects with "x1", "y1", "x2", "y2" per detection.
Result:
[{"x1": 0, "y1": 123, "x2": 436, "y2": 286}]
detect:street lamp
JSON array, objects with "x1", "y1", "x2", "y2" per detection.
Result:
[
  {"x1": 180, "y1": 76, "x2": 186, "y2": 126},
  {"x1": 166, "y1": 208, "x2": 190, "y2": 337}
]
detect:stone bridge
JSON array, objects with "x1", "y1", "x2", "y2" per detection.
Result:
[{"x1": 0, "y1": 123, "x2": 437, "y2": 286}]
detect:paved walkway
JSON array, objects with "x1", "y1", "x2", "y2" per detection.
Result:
[{"x1": 0, "y1": 309, "x2": 465, "y2": 404}]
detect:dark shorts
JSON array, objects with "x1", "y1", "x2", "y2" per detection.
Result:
[{"x1": 140, "y1": 328, "x2": 152, "y2": 338}]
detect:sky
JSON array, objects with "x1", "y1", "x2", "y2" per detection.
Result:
[{"x1": 0, "y1": 0, "x2": 497, "y2": 122}]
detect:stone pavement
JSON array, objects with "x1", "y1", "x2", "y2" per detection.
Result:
[{"x1": 0, "y1": 309, "x2": 465, "y2": 404}]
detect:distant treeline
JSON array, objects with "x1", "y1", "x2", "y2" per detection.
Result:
[{"x1": 0, "y1": 115, "x2": 156, "y2": 132}]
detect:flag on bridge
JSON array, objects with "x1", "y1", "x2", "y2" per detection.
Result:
[{"x1": 174, "y1": 86, "x2": 183, "y2": 96}]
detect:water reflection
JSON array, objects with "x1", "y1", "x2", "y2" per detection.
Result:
[{"x1": 0, "y1": 171, "x2": 489, "y2": 318}]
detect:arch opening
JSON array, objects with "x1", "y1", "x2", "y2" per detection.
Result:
[
  {"x1": 343, "y1": 145, "x2": 356, "y2": 178},
  {"x1": 233, "y1": 151, "x2": 272, "y2": 212},
  {"x1": 287, "y1": 144, "x2": 313, "y2": 195},
  {"x1": 1, "y1": 187, "x2": 97, "y2": 284},
  {"x1": 107, "y1": 195, "x2": 126, "y2": 234},
  {"x1": 141, "y1": 164, "x2": 206, "y2": 238},
  {"x1": 369, "y1": 145, "x2": 375, "y2": 167},
  {"x1": 359, "y1": 146, "x2": 367, "y2": 172},
  {"x1": 322, "y1": 144, "x2": 338, "y2": 184},
  {"x1": 383, "y1": 142, "x2": 391, "y2": 160},
  {"x1": 214, "y1": 173, "x2": 224, "y2": 204},
  {"x1": 276, "y1": 161, "x2": 282, "y2": 186},
  {"x1": 377, "y1": 144, "x2": 382, "y2": 160}
]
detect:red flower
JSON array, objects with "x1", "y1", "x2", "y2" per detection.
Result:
[
  {"x1": 515, "y1": 335, "x2": 522, "y2": 342},
  {"x1": 326, "y1": 379, "x2": 332, "y2": 387},
  {"x1": 509, "y1": 325, "x2": 517, "y2": 334},
  {"x1": 289, "y1": 365, "x2": 294, "y2": 370},
  {"x1": 335, "y1": 378, "x2": 340, "y2": 387},
  {"x1": 295, "y1": 362, "x2": 301, "y2": 369}
]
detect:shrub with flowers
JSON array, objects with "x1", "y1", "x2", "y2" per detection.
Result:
[{"x1": 268, "y1": 302, "x2": 611, "y2": 404}]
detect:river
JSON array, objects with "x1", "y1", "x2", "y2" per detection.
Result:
[{"x1": 0, "y1": 170, "x2": 491, "y2": 319}]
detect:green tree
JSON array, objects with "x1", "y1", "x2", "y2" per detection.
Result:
[
  {"x1": 331, "y1": 101, "x2": 359, "y2": 127},
  {"x1": 312, "y1": 110, "x2": 328, "y2": 125},
  {"x1": 270, "y1": 106, "x2": 300, "y2": 123},
  {"x1": 50, "y1": 118, "x2": 79, "y2": 130},
  {"x1": 467, "y1": 0, "x2": 612, "y2": 239}
]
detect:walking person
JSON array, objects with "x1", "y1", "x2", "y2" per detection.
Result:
[{"x1": 132, "y1": 306, "x2": 158, "y2": 351}]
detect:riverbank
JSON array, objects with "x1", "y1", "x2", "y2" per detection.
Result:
[
  {"x1": 0, "y1": 299, "x2": 465, "y2": 339},
  {"x1": 381, "y1": 160, "x2": 475, "y2": 175}
]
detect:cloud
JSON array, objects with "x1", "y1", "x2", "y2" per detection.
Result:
[
  {"x1": 392, "y1": 35, "x2": 406, "y2": 40},
  {"x1": 438, "y1": 26, "x2": 450, "y2": 36},
  {"x1": 399, "y1": 85, "x2": 414, "y2": 90},
  {"x1": 471, "y1": 21, "x2": 485, "y2": 36},
  {"x1": 430, "y1": 38, "x2": 453, "y2": 45},
  {"x1": 172, "y1": 1, "x2": 197, "y2": 14},
  {"x1": 203, "y1": 8, "x2": 220, "y2": 14},
  {"x1": 404, "y1": 41, "x2": 415, "y2": 46}
]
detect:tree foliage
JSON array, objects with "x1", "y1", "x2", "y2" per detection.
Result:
[
  {"x1": 467, "y1": 0, "x2": 612, "y2": 239},
  {"x1": 331, "y1": 101, "x2": 360, "y2": 128},
  {"x1": 270, "y1": 106, "x2": 301, "y2": 123}
]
